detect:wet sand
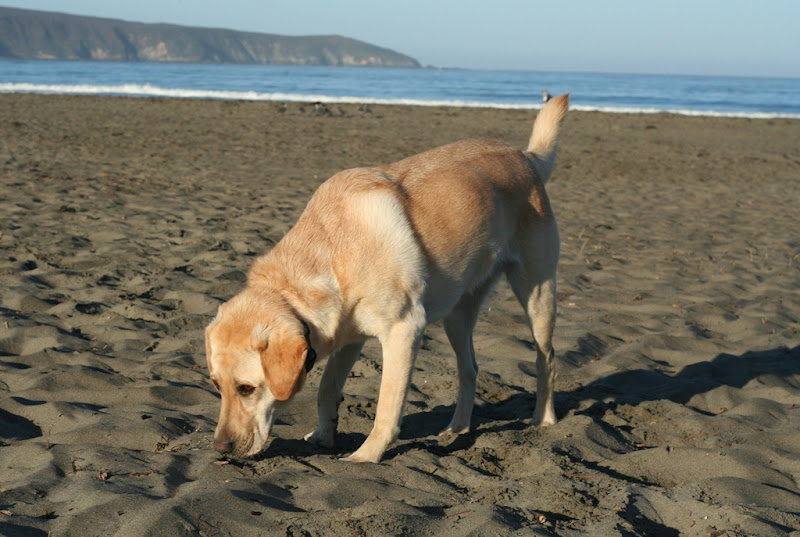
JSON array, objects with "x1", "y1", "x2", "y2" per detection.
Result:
[{"x1": 1, "y1": 93, "x2": 799, "y2": 536}]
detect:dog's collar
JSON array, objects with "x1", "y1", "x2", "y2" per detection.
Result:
[{"x1": 301, "y1": 320, "x2": 317, "y2": 372}]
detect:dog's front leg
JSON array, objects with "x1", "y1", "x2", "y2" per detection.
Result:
[
  {"x1": 344, "y1": 312, "x2": 424, "y2": 463},
  {"x1": 305, "y1": 341, "x2": 364, "y2": 448}
]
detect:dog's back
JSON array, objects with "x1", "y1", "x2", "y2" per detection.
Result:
[{"x1": 371, "y1": 94, "x2": 569, "y2": 319}]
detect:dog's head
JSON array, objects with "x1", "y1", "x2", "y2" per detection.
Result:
[{"x1": 205, "y1": 289, "x2": 316, "y2": 457}]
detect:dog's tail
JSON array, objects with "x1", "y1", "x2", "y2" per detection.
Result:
[{"x1": 526, "y1": 93, "x2": 569, "y2": 184}]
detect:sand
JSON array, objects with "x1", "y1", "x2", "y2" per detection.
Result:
[{"x1": 1, "y1": 93, "x2": 799, "y2": 536}]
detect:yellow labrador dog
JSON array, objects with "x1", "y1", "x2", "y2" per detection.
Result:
[{"x1": 206, "y1": 94, "x2": 569, "y2": 463}]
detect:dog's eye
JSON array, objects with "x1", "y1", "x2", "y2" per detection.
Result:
[{"x1": 237, "y1": 384, "x2": 256, "y2": 396}]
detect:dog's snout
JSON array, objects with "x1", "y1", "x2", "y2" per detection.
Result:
[{"x1": 214, "y1": 436, "x2": 234, "y2": 454}]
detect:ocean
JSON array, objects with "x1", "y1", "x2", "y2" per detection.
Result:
[{"x1": 1, "y1": 60, "x2": 799, "y2": 118}]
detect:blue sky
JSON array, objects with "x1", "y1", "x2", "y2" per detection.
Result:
[{"x1": 2, "y1": 1, "x2": 798, "y2": 77}]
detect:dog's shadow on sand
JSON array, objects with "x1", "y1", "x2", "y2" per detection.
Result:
[
  {"x1": 569, "y1": 344, "x2": 799, "y2": 412},
  {"x1": 395, "y1": 344, "x2": 800, "y2": 457}
]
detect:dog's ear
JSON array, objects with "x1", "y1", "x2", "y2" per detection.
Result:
[
  {"x1": 205, "y1": 308, "x2": 223, "y2": 375},
  {"x1": 258, "y1": 327, "x2": 309, "y2": 401}
]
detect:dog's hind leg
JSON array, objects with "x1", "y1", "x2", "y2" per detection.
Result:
[
  {"x1": 440, "y1": 275, "x2": 499, "y2": 435},
  {"x1": 305, "y1": 341, "x2": 364, "y2": 448},
  {"x1": 506, "y1": 224, "x2": 559, "y2": 427}
]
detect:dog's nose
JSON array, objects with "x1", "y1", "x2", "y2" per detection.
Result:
[{"x1": 214, "y1": 437, "x2": 234, "y2": 453}]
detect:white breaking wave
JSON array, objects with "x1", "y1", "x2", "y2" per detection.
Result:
[
  {"x1": 569, "y1": 104, "x2": 800, "y2": 119},
  {"x1": 0, "y1": 81, "x2": 537, "y2": 109},
  {"x1": 2, "y1": 82, "x2": 798, "y2": 119}
]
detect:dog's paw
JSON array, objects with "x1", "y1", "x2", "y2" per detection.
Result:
[
  {"x1": 439, "y1": 415, "x2": 471, "y2": 436},
  {"x1": 532, "y1": 411, "x2": 557, "y2": 427},
  {"x1": 304, "y1": 428, "x2": 335, "y2": 448},
  {"x1": 341, "y1": 450, "x2": 381, "y2": 464},
  {"x1": 341, "y1": 438, "x2": 386, "y2": 463},
  {"x1": 438, "y1": 424, "x2": 470, "y2": 437}
]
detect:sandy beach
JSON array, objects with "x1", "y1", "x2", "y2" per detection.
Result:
[{"x1": 1, "y1": 93, "x2": 799, "y2": 536}]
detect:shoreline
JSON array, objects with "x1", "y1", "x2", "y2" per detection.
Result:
[{"x1": 2, "y1": 85, "x2": 799, "y2": 119}]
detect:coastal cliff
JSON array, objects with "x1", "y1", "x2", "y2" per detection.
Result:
[{"x1": 0, "y1": 7, "x2": 420, "y2": 67}]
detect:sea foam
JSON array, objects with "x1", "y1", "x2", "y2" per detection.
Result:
[{"x1": 1, "y1": 82, "x2": 798, "y2": 119}]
